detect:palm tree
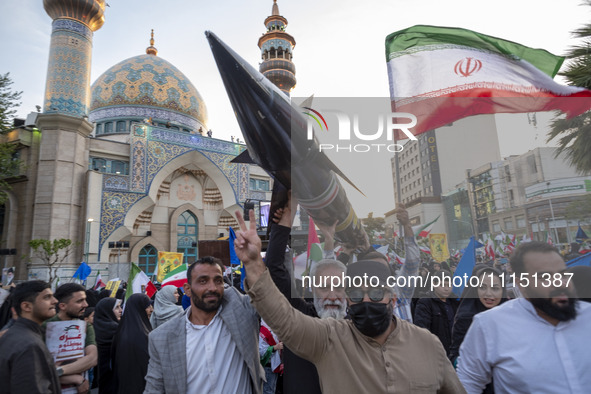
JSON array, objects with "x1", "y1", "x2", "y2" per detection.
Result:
[{"x1": 547, "y1": 1, "x2": 591, "y2": 174}]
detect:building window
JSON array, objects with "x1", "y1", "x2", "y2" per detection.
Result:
[
  {"x1": 138, "y1": 244, "x2": 158, "y2": 276},
  {"x1": 492, "y1": 222, "x2": 501, "y2": 232},
  {"x1": 504, "y1": 218, "x2": 514, "y2": 230},
  {"x1": 96, "y1": 123, "x2": 103, "y2": 135},
  {"x1": 104, "y1": 122, "x2": 113, "y2": 133},
  {"x1": 89, "y1": 157, "x2": 129, "y2": 175},
  {"x1": 250, "y1": 178, "x2": 270, "y2": 191},
  {"x1": 116, "y1": 121, "x2": 126, "y2": 133},
  {"x1": 177, "y1": 211, "x2": 198, "y2": 265},
  {"x1": 527, "y1": 155, "x2": 537, "y2": 173},
  {"x1": 505, "y1": 166, "x2": 511, "y2": 182},
  {"x1": 516, "y1": 216, "x2": 526, "y2": 228}
]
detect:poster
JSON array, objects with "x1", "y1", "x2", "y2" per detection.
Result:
[
  {"x1": 428, "y1": 233, "x2": 450, "y2": 263},
  {"x1": 105, "y1": 280, "x2": 121, "y2": 298},
  {"x1": 1, "y1": 267, "x2": 15, "y2": 286},
  {"x1": 45, "y1": 320, "x2": 86, "y2": 363},
  {"x1": 157, "y1": 251, "x2": 184, "y2": 282}
]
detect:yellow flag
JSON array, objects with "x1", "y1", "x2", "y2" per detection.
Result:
[
  {"x1": 157, "y1": 251, "x2": 184, "y2": 282},
  {"x1": 428, "y1": 234, "x2": 450, "y2": 263}
]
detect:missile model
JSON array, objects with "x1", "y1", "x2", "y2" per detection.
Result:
[{"x1": 205, "y1": 31, "x2": 369, "y2": 250}]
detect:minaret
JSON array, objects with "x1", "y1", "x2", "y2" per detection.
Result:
[
  {"x1": 31, "y1": 1, "x2": 105, "y2": 269},
  {"x1": 42, "y1": 0, "x2": 105, "y2": 116},
  {"x1": 258, "y1": 0, "x2": 296, "y2": 96}
]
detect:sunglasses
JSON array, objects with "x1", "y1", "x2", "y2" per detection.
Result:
[{"x1": 346, "y1": 287, "x2": 388, "y2": 303}]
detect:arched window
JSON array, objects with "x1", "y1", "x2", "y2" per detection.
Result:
[
  {"x1": 177, "y1": 211, "x2": 198, "y2": 265},
  {"x1": 138, "y1": 244, "x2": 158, "y2": 276}
]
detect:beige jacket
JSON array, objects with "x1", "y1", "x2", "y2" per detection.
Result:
[{"x1": 248, "y1": 270, "x2": 466, "y2": 394}]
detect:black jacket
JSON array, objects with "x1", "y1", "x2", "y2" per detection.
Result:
[
  {"x1": 266, "y1": 223, "x2": 321, "y2": 394},
  {"x1": 413, "y1": 293, "x2": 459, "y2": 356}
]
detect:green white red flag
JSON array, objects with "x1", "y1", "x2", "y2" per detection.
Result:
[
  {"x1": 412, "y1": 215, "x2": 440, "y2": 238},
  {"x1": 385, "y1": 25, "x2": 591, "y2": 139},
  {"x1": 126, "y1": 262, "x2": 157, "y2": 300},
  {"x1": 161, "y1": 263, "x2": 188, "y2": 288}
]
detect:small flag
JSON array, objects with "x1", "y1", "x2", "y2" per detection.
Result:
[
  {"x1": 453, "y1": 237, "x2": 477, "y2": 296},
  {"x1": 576, "y1": 225, "x2": 589, "y2": 242},
  {"x1": 547, "y1": 231, "x2": 553, "y2": 245},
  {"x1": 229, "y1": 227, "x2": 244, "y2": 290},
  {"x1": 485, "y1": 238, "x2": 496, "y2": 260},
  {"x1": 93, "y1": 271, "x2": 106, "y2": 290},
  {"x1": 385, "y1": 25, "x2": 591, "y2": 139},
  {"x1": 412, "y1": 216, "x2": 440, "y2": 238},
  {"x1": 419, "y1": 245, "x2": 431, "y2": 254},
  {"x1": 72, "y1": 262, "x2": 91, "y2": 281},
  {"x1": 161, "y1": 264, "x2": 188, "y2": 288},
  {"x1": 127, "y1": 262, "x2": 157, "y2": 300}
]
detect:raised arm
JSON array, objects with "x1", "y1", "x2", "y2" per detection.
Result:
[{"x1": 235, "y1": 209, "x2": 332, "y2": 363}]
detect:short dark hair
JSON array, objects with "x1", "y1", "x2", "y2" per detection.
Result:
[
  {"x1": 509, "y1": 241, "x2": 560, "y2": 275},
  {"x1": 54, "y1": 283, "x2": 86, "y2": 304},
  {"x1": 83, "y1": 307, "x2": 95, "y2": 319},
  {"x1": 12, "y1": 280, "x2": 50, "y2": 316},
  {"x1": 187, "y1": 256, "x2": 225, "y2": 284}
]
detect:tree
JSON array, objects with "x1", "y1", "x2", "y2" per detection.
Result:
[
  {"x1": 566, "y1": 194, "x2": 591, "y2": 222},
  {"x1": 362, "y1": 212, "x2": 386, "y2": 245},
  {"x1": 0, "y1": 143, "x2": 20, "y2": 205},
  {"x1": 0, "y1": 72, "x2": 22, "y2": 134},
  {"x1": 547, "y1": 1, "x2": 591, "y2": 173},
  {"x1": 28, "y1": 239, "x2": 74, "y2": 287}
]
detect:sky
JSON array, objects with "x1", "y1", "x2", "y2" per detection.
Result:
[{"x1": 1, "y1": 0, "x2": 589, "y2": 216}]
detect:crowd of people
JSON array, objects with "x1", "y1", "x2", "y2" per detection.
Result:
[{"x1": 0, "y1": 196, "x2": 590, "y2": 393}]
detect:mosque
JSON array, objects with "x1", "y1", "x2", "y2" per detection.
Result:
[{"x1": 1, "y1": 0, "x2": 297, "y2": 282}]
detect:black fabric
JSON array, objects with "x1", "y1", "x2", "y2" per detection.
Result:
[
  {"x1": 111, "y1": 294, "x2": 152, "y2": 394},
  {"x1": 265, "y1": 223, "x2": 321, "y2": 394},
  {"x1": 413, "y1": 293, "x2": 459, "y2": 356},
  {"x1": 94, "y1": 298, "x2": 120, "y2": 394},
  {"x1": 0, "y1": 318, "x2": 61, "y2": 394}
]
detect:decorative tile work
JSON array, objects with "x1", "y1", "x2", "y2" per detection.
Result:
[
  {"x1": 89, "y1": 105, "x2": 200, "y2": 130},
  {"x1": 131, "y1": 139, "x2": 147, "y2": 192},
  {"x1": 52, "y1": 19, "x2": 92, "y2": 41},
  {"x1": 103, "y1": 175, "x2": 129, "y2": 191},
  {"x1": 89, "y1": 54, "x2": 208, "y2": 126},
  {"x1": 43, "y1": 29, "x2": 92, "y2": 117},
  {"x1": 261, "y1": 39, "x2": 293, "y2": 52},
  {"x1": 99, "y1": 191, "x2": 144, "y2": 254},
  {"x1": 150, "y1": 128, "x2": 242, "y2": 155}
]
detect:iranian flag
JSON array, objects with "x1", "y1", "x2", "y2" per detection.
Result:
[
  {"x1": 93, "y1": 271, "x2": 106, "y2": 290},
  {"x1": 127, "y1": 263, "x2": 157, "y2": 300},
  {"x1": 419, "y1": 245, "x2": 431, "y2": 254},
  {"x1": 385, "y1": 25, "x2": 591, "y2": 139},
  {"x1": 161, "y1": 264, "x2": 188, "y2": 288},
  {"x1": 412, "y1": 215, "x2": 440, "y2": 238},
  {"x1": 485, "y1": 238, "x2": 496, "y2": 259}
]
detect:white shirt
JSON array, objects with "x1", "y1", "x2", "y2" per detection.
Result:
[
  {"x1": 185, "y1": 306, "x2": 252, "y2": 394},
  {"x1": 457, "y1": 297, "x2": 591, "y2": 394}
]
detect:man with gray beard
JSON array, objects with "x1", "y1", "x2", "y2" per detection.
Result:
[{"x1": 264, "y1": 198, "x2": 346, "y2": 394}]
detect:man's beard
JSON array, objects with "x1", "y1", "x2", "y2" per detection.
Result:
[
  {"x1": 193, "y1": 291, "x2": 222, "y2": 313},
  {"x1": 66, "y1": 309, "x2": 84, "y2": 319},
  {"x1": 529, "y1": 289, "x2": 578, "y2": 322},
  {"x1": 314, "y1": 298, "x2": 347, "y2": 319}
]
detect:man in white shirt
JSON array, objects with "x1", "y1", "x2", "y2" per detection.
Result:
[
  {"x1": 457, "y1": 241, "x2": 591, "y2": 394},
  {"x1": 144, "y1": 256, "x2": 264, "y2": 393}
]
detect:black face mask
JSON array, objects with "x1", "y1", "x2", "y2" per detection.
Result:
[{"x1": 347, "y1": 302, "x2": 392, "y2": 337}]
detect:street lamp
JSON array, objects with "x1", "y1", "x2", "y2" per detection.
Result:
[{"x1": 85, "y1": 218, "x2": 94, "y2": 263}]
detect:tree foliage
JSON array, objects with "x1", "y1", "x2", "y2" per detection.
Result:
[
  {"x1": 28, "y1": 239, "x2": 73, "y2": 286},
  {"x1": 566, "y1": 194, "x2": 591, "y2": 222},
  {"x1": 547, "y1": 2, "x2": 591, "y2": 174},
  {"x1": 0, "y1": 143, "x2": 20, "y2": 205},
  {"x1": 0, "y1": 72, "x2": 22, "y2": 134},
  {"x1": 362, "y1": 212, "x2": 386, "y2": 244}
]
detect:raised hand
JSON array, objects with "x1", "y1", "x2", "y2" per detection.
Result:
[{"x1": 234, "y1": 209, "x2": 266, "y2": 286}]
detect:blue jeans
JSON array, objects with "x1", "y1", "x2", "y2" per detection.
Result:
[{"x1": 263, "y1": 366, "x2": 278, "y2": 394}]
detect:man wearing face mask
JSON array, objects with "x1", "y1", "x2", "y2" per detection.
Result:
[{"x1": 235, "y1": 209, "x2": 464, "y2": 394}]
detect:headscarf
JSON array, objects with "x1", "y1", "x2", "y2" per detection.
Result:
[
  {"x1": 150, "y1": 286, "x2": 183, "y2": 329},
  {"x1": 94, "y1": 298, "x2": 121, "y2": 346},
  {"x1": 111, "y1": 293, "x2": 152, "y2": 394}
]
